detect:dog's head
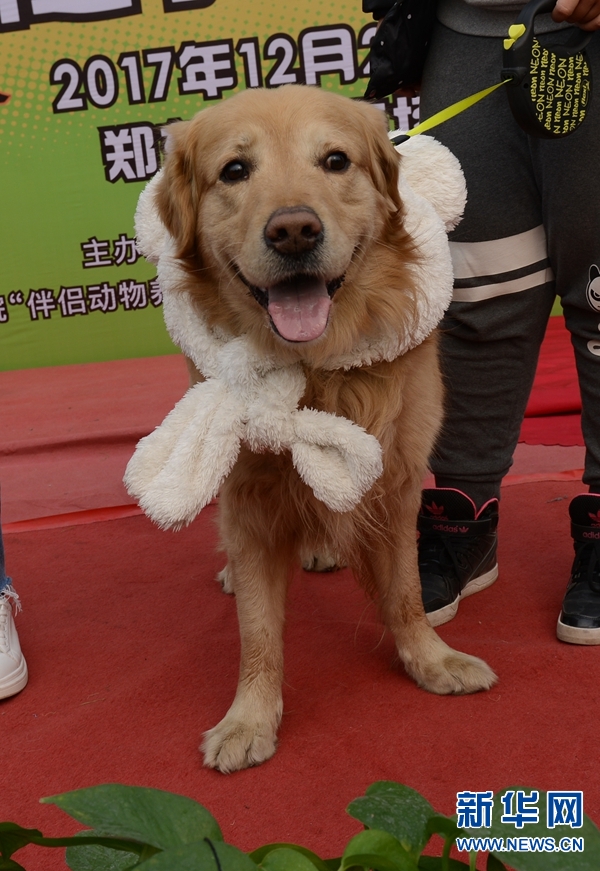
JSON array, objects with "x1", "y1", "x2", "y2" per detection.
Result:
[{"x1": 156, "y1": 85, "x2": 414, "y2": 359}]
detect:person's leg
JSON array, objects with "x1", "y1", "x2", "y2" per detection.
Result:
[
  {"x1": 530, "y1": 32, "x2": 600, "y2": 497},
  {"x1": 529, "y1": 33, "x2": 600, "y2": 642},
  {"x1": 421, "y1": 23, "x2": 557, "y2": 503},
  {"x1": 431, "y1": 289, "x2": 555, "y2": 505},
  {"x1": 417, "y1": 24, "x2": 556, "y2": 624},
  {"x1": 0, "y1": 495, "x2": 28, "y2": 698}
]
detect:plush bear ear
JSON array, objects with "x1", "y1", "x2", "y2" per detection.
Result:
[
  {"x1": 153, "y1": 119, "x2": 201, "y2": 262},
  {"x1": 394, "y1": 135, "x2": 467, "y2": 232},
  {"x1": 134, "y1": 170, "x2": 168, "y2": 265}
]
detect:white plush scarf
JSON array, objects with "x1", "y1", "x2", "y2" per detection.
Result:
[{"x1": 124, "y1": 136, "x2": 466, "y2": 529}]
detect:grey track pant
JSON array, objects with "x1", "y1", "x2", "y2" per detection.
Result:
[{"x1": 419, "y1": 24, "x2": 600, "y2": 506}]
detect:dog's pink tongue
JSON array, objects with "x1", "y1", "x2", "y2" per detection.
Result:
[{"x1": 267, "y1": 277, "x2": 331, "y2": 342}]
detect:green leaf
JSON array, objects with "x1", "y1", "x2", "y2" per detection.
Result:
[
  {"x1": 250, "y1": 843, "x2": 332, "y2": 871},
  {"x1": 42, "y1": 784, "x2": 222, "y2": 850},
  {"x1": 417, "y1": 858, "x2": 470, "y2": 870},
  {"x1": 65, "y1": 831, "x2": 144, "y2": 871},
  {"x1": 133, "y1": 838, "x2": 258, "y2": 871},
  {"x1": 340, "y1": 829, "x2": 419, "y2": 871},
  {"x1": 486, "y1": 855, "x2": 507, "y2": 871},
  {"x1": 66, "y1": 844, "x2": 138, "y2": 871},
  {"x1": 0, "y1": 821, "x2": 147, "y2": 870},
  {"x1": 425, "y1": 817, "x2": 463, "y2": 843},
  {"x1": 0, "y1": 823, "x2": 45, "y2": 860},
  {"x1": 347, "y1": 782, "x2": 436, "y2": 857},
  {"x1": 260, "y1": 847, "x2": 323, "y2": 871},
  {"x1": 464, "y1": 787, "x2": 600, "y2": 871}
]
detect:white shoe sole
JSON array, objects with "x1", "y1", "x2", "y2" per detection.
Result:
[
  {"x1": 556, "y1": 618, "x2": 600, "y2": 645},
  {"x1": 0, "y1": 656, "x2": 28, "y2": 699},
  {"x1": 425, "y1": 564, "x2": 499, "y2": 628}
]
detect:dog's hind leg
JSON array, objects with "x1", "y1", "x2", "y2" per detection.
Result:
[
  {"x1": 360, "y1": 499, "x2": 497, "y2": 696},
  {"x1": 202, "y1": 541, "x2": 291, "y2": 773}
]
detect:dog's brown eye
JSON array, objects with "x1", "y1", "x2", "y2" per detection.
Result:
[
  {"x1": 324, "y1": 152, "x2": 350, "y2": 172},
  {"x1": 221, "y1": 161, "x2": 249, "y2": 183}
]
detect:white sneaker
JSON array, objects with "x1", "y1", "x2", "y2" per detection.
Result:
[{"x1": 0, "y1": 587, "x2": 28, "y2": 699}]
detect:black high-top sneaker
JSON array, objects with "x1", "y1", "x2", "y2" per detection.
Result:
[
  {"x1": 418, "y1": 488, "x2": 499, "y2": 627},
  {"x1": 557, "y1": 494, "x2": 600, "y2": 645}
]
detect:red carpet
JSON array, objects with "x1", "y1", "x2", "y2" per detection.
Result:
[
  {"x1": 1, "y1": 315, "x2": 596, "y2": 870},
  {"x1": 4, "y1": 479, "x2": 600, "y2": 871},
  {"x1": 1, "y1": 355, "x2": 190, "y2": 525}
]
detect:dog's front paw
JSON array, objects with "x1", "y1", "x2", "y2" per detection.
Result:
[
  {"x1": 300, "y1": 549, "x2": 346, "y2": 572},
  {"x1": 404, "y1": 641, "x2": 497, "y2": 696},
  {"x1": 202, "y1": 717, "x2": 277, "y2": 773}
]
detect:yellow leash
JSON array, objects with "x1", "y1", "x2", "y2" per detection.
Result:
[{"x1": 388, "y1": 79, "x2": 511, "y2": 145}]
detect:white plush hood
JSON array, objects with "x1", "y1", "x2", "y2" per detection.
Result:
[{"x1": 124, "y1": 134, "x2": 466, "y2": 529}]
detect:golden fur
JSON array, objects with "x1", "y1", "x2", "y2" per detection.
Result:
[{"x1": 156, "y1": 85, "x2": 496, "y2": 773}]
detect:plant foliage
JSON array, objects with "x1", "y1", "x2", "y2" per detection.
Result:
[{"x1": 0, "y1": 781, "x2": 598, "y2": 870}]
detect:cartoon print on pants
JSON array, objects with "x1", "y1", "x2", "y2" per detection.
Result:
[{"x1": 587, "y1": 265, "x2": 600, "y2": 357}]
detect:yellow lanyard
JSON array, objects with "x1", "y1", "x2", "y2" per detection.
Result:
[{"x1": 389, "y1": 80, "x2": 511, "y2": 145}]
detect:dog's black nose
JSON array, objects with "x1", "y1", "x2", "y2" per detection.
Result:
[{"x1": 264, "y1": 207, "x2": 323, "y2": 256}]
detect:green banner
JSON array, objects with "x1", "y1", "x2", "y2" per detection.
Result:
[{"x1": 0, "y1": 0, "x2": 420, "y2": 371}]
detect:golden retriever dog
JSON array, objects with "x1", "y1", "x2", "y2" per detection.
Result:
[{"x1": 153, "y1": 84, "x2": 496, "y2": 773}]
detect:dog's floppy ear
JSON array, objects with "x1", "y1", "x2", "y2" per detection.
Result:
[
  {"x1": 155, "y1": 119, "x2": 200, "y2": 261},
  {"x1": 357, "y1": 102, "x2": 403, "y2": 214}
]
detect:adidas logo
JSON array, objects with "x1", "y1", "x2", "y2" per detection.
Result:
[
  {"x1": 588, "y1": 510, "x2": 600, "y2": 528},
  {"x1": 583, "y1": 530, "x2": 600, "y2": 539},
  {"x1": 425, "y1": 501, "x2": 448, "y2": 521},
  {"x1": 432, "y1": 523, "x2": 469, "y2": 534}
]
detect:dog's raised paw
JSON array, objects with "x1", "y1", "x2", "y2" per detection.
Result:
[{"x1": 202, "y1": 719, "x2": 277, "y2": 773}]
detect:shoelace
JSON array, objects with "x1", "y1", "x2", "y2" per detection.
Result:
[
  {"x1": 419, "y1": 532, "x2": 480, "y2": 582},
  {"x1": 0, "y1": 588, "x2": 20, "y2": 654},
  {"x1": 572, "y1": 540, "x2": 600, "y2": 594},
  {"x1": 0, "y1": 600, "x2": 10, "y2": 654}
]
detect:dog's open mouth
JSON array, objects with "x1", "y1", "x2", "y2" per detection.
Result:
[{"x1": 241, "y1": 273, "x2": 344, "y2": 343}]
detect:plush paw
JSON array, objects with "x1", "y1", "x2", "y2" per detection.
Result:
[
  {"x1": 202, "y1": 717, "x2": 277, "y2": 773},
  {"x1": 216, "y1": 565, "x2": 234, "y2": 594}
]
